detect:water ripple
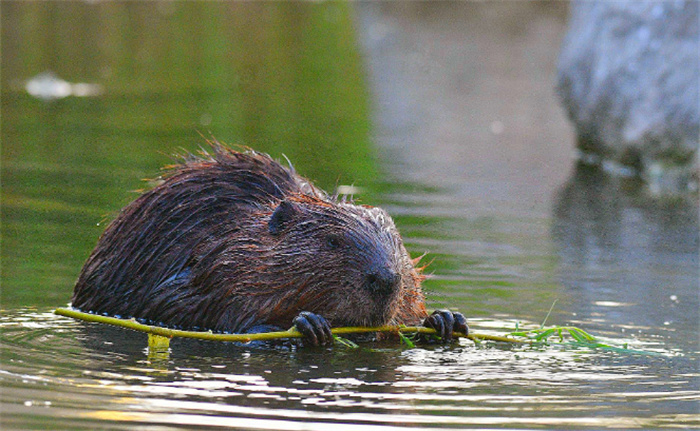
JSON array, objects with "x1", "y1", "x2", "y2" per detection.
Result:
[{"x1": 2, "y1": 309, "x2": 698, "y2": 429}]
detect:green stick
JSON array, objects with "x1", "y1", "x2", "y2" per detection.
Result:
[
  {"x1": 54, "y1": 307, "x2": 522, "y2": 344},
  {"x1": 54, "y1": 307, "x2": 660, "y2": 356}
]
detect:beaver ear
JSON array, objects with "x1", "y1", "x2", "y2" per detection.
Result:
[{"x1": 269, "y1": 200, "x2": 300, "y2": 235}]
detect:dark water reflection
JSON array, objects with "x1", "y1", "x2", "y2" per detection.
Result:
[{"x1": 1, "y1": 1, "x2": 699, "y2": 430}]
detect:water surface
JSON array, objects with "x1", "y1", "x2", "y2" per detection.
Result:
[{"x1": 2, "y1": 2, "x2": 698, "y2": 429}]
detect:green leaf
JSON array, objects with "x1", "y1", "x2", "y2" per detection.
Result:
[
  {"x1": 540, "y1": 299, "x2": 558, "y2": 328},
  {"x1": 333, "y1": 335, "x2": 359, "y2": 349},
  {"x1": 509, "y1": 331, "x2": 529, "y2": 337},
  {"x1": 533, "y1": 328, "x2": 558, "y2": 341},
  {"x1": 398, "y1": 331, "x2": 416, "y2": 348},
  {"x1": 567, "y1": 327, "x2": 597, "y2": 343}
]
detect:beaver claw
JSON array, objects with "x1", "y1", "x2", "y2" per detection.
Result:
[
  {"x1": 293, "y1": 311, "x2": 334, "y2": 347},
  {"x1": 423, "y1": 309, "x2": 469, "y2": 343}
]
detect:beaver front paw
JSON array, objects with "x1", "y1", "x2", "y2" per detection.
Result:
[
  {"x1": 423, "y1": 309, "x2": 469, "y2": 343},
  {"x1": 293, "y1": 311, "x2": 333, "y2": 347}
]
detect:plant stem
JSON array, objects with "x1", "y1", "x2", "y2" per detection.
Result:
[{"x1": 54, "y1": 307, "x2": 523, "y2": 344}]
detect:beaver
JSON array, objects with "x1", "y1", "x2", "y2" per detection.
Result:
[{"x1": 72, "y1": 143, "x2": 468, "y2": 346}]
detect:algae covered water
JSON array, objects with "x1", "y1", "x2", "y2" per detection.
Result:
[{"x1": 2, "y1": 2, "x2": 698, "y2": 429}]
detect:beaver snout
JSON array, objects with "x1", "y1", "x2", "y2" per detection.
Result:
[{"x1": 364, "y1": 267, "x2": 401, "y2": 297}]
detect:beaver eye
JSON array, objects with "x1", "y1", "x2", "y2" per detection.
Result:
[{"x1": 325, "y1": 234, "x2": 342, "y2": 250}]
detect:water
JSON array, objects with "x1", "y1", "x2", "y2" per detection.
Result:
[
  {"x1": 2, "y1": 310, "x2": 697, "y2": 429},
  {"x1": 2, "y1": 2, "x2": 698, "y2": 430}
]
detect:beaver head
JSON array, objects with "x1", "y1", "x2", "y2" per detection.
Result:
[{"x1": 258, "y1": 195, "x2": 419, "y2": 327}]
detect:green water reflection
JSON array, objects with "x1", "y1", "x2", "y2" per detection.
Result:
[{"x1": 1, "y1": 1, "x2": 375, "y2": 307}]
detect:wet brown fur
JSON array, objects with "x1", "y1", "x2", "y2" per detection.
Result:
[{"x1": 72, "y1": 143, "x2": 428, "y2": 333}]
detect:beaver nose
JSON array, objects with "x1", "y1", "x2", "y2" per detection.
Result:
[{"x1": 365, "y1": 267, "x2": 401, "y2": 296}]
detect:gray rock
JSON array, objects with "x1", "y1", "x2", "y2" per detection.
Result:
[{"x1": 556, "y1": 0, "x2": 698, "y2": 193}]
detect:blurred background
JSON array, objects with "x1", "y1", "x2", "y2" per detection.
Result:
[
  {"x1": 2, "y1": 2, "x2": 698, "y2": 429},
  {"x1": 1, "y1": 1, "x2": 697, "y2": 342}
]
